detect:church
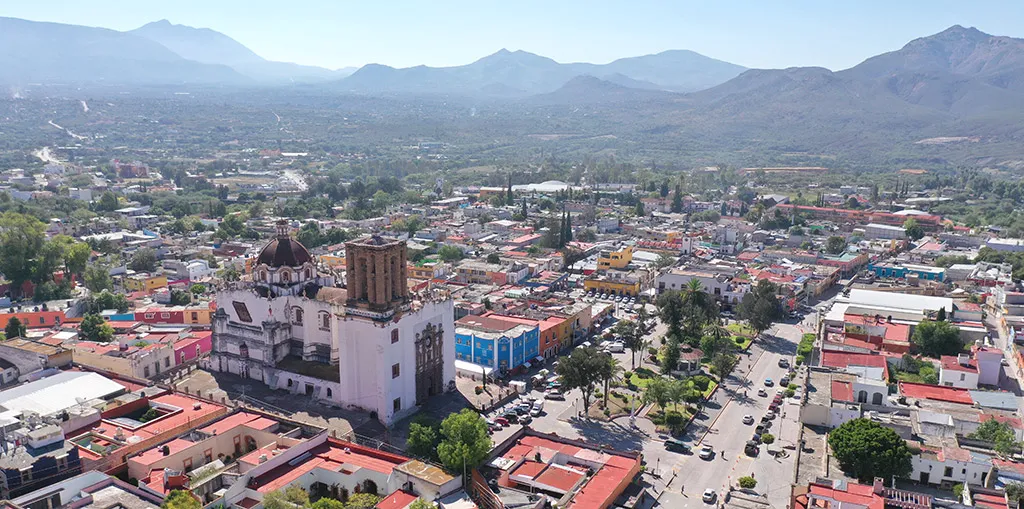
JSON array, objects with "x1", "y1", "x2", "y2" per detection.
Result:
[{"x1": 210, "y1": 223, "x2": 455, "y2": 426}]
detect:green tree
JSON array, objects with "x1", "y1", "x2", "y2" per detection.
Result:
[
  {"x1": 738, "y1": 280, "x2": 783, "y2": 337},
  {"x1": 634, "y1": 201, "x2": 645, "y2": 216},
  {"x1": 661, "y1": 338, "x2": 680, "y2": 375},
  {"x1": 701, "y1": 321, "x2": 734, "y2": 359},
  {"x1": 710, "y1": 352, "x2": 738, "y2": 381},
  {"x1": 657, "y1": 290, "x2": 684, "y2": 341},
  {"x1": 161, "y1": 490, "x2": 201, "y2": 509},
  {"x1": 311, "y1": 498, "x2": 345, "y2": 509},
  {"x1": 653, "y1": 253, "x2": 677, "y2": 270},
  {"x1": 437, "y1": 245, "x2": 464, "y2": 262},
  {"x1": 904, "y1": 218, "x2": 925, "y2": 241},
  {"x1": 556, "y1": 347, "x2": 606, "y2": 414},
  {"x1": 486, "y1": 253, "x2": 501, "y2": 265},
  {"x1": 97, "y1": 191, "x2": 120, "y2": 212},
  {"x1": 598, "y1": 354, "x2": 623, "y2": 408},
  {"x1": 80, "y1": 313, "x2": 114, "y2": 342},
  {"x1": 825, "y1": 236, "x2": 847, "y2": 255},
  {"x1": 408, "y1": 500, "x2": 435, "y2": 509},
  {"x1": 262, "y1": 486, "x2": 310, "y2": 509},
  {"x1": 4, "y1": 317, "x2": 26, "y2": 340},
  {"x1": 91, "y1": 290, "x2": 130, "y2": 313},
  {"x1": 671, "y1": 185, "x2": 683, "y2": 213},
  {"x1": 936, "y1": 306, "x2": 947, "y2": 321},
  {"x1": 436, "y1": 409, "x2": 492, "y2": 476},
  {"x1": 680, "y1": 278, "x2": 714, "y2": 340},
  {"x1": 911, "y1": 319, "x2": 962, "y2": 357},
  {"x1": 0, "y1": 212, "x2": 46, "y2": 299},
  {"x1": 642, "y1": 376, "x2": 672, "y2": 409},
  {"x1": 828, "y1": 418, "x2": 912, "y2": 483},
  {"x1": 969, "y1": 419, "x2": 1019, "y2": 455},
  {"x1": 129, "y1": 248, "x2": 158, "y2": 273},
  {"x1": 84, "y1": 263, "x2": 113, "y2": 293},
  {"x1": 406, "y1": 421, "x2": 440, "y2": 461},
  {"x1": 345, "y1": 493, "x2": 382, "y2": 509}
]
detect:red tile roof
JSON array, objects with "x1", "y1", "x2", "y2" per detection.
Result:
[
  {"x1": 375, "y1": 490, "x2": 419, "y2": 509},
  {"x1": 254, "y1": 439, "x2": 408, "y2": 493},
  {"x1": 535, "y1": 465, "x2": 585, "y2": 492},
  {"x1": 808, "y1": 482, "x2": 882, "y2": 509},
  {"x1": 821, "y1": 351, "x2": 890, "y2": 379},
  {"x1": 941, "y1": 355, "x2": 978, "y2": 373},
  {"x1": 898, "y1": 381, "x2": 973, "y2": 404},
  {"x1": 831, "y1": 381, "x2": 854, "y2": 402},
  {"x1": 512, "y1": 460, "x2": 546, "y2": 479}
]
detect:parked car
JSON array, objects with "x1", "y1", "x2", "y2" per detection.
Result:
[
  {"x1": 665, "y1": 438, "x2": 691, "y2": 453},
  {"x1": 502, "y1": 412, "x2": 519, "y2": 424},
  {"x1": 780, "y1": 376, "x2": 791, "y2": 386},
  {"x1": 702, "y1": 489, "x2": 717, "y2": 504},
  {"x1": 607, "y1": 342, "x2": 625, "y2": 353},
  {"x1": 764, "y1": 378, "x2": 774, "y2": 386},
  {"x1": 757, "y1": 388, "x2": 768, "y2": 397},
  {"x1": 494, "y1": 417, "x2": 509, "y2": 426},
  {"x1": 699, "y1": 445, "x2": 714, "y2": 460},
  {"x1": 744, "y1": 440, "x2": 760, "y2": 456},
  {"x1": 545, "y1": 391, "x2": 565, "y2": 400},
  {"x1": 778, "y1": 358, "x2": 790, "y2": 368},
  {"x1": 742, "y1": 415, "x2": 754, "y2": 425},
  {"x1": 519, "y1": 414, "x2": 532, "y2": 425}
]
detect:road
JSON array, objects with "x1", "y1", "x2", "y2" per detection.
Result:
[{"x1": 657, "y1": 318, "x2": 812, "y2": 508}]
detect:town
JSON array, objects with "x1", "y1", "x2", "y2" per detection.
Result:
[{"x1": 0, "y1": 155, "x2": 1018, "y2": 509}]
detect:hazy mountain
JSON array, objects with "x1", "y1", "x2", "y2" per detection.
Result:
[
  {"x1": 129, "y1": 20, "x2": 354, "y2": 83},
  {"x1": 337, "y1": 48, "x2": 746, "y2": 96},
  {"x1": 0, "y1": 17, "x2": 247, "y2": 86},
  {"x1": 528, "y1": 75, "x2": 683, "y2": 105}
]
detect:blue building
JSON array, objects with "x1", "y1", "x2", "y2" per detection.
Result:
[
  {"x1": 455, "y1": 315, "x2": 540, "y2": 374},
  {"x1": 867, "y1": 262, "x2": 945, "y2": 282}
]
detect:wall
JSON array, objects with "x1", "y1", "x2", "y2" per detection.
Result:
[{"x1": 910, "y1": 455, "x2": 990, "y2": 487}]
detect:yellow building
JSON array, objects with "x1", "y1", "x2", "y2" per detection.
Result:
[
  {"x1": 320, "y1": 254, "x2": 345, "y2": 269},
  {"x1": 408, "y1": 262, "x2": 444, "y2": 280},
  {"x1": 124, "y1": 273, "x2": 168, "y2": 293},
  {"x1": 584, "y1": 275, "x2": 641, "y2": 296},
  {"x1": 183, "y1": 306, "x2": 214, "y2": 325},
  {"x1": 597, "y1": 246, "x2": 633, "y2": 271}
]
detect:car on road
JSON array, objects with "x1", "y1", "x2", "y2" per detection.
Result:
[
  {"x1": 742, "y1": 414, "x2": 754, "y2": 425},
  {"x1": 607, "y1": 342, "x2": 625, "y2": 353},
  {"x1": 699, "y1": 445, "x2": 714, "y2": 460},
  {"x1": 665, "y1": 438, "x2": 691, "y2": 453},
  {"x1": 744, "y1": 440, "x2": 760, "y2": 456},
  {"x1": 778, "y1": 358, "x2": 790, "y2": 368},
  {"x1": 702, "y1": 489, "x2": 717, "y2": 504},
  {"x1": 545, "y1": 391, "x2": 565, "y2": 400},
  {"x1": 764, "y1": 378, "x2": 774, "y2": 386},
  {"x1": 519, "y1": 414, "x2": 532, "y2": 425},
  {"x1": 757, "y1": 388, "x2": 768, "y2": 397}
]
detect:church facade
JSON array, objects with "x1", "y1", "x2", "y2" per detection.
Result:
[{"x1": 210, "y1": 225, "x2": 455, "y2": 426}]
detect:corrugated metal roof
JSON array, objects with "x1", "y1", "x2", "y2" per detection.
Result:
[{"x1": 0, "y1": 371, "x2": 124, "y2": 416}]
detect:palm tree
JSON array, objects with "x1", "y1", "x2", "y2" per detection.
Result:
[
  {"x1": 701, "y1": 319, "x2": 733, "y2": 358},
  {"x1": 666, "y1": 378, "x2": 689, "y2": 413},
  {"x1": 680, "y1": 279, "x2": 713, "y2": 340},
  {"x1": 599, "y1": 355, "x2": 624, "y2": 408}
]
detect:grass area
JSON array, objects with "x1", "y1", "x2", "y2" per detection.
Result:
[
  {"x1": 727, "y1": 323, "x2": 756, "y2": 337},
  {"x1": 701, "y1": 379, "x2": 719, "y2": 399},
  {"x1": 589, "y1": 390, "x2": 637, "y2": 420},
  {"x1": 796, "y1": 333, "x2": 815, "y2": 365},
  {"x1": 625, "y1": 367, "x2": 658, "y2": 390},
  {"x1": 733, "y1": 335, "x2": 753, "y2": 350}
]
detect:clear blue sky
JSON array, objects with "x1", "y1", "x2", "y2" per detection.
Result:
[{"x1": 4, "y1": 0, "x2": 1024, "y2": 70}]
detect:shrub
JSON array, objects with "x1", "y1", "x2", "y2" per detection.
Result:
[
  {"x1": 795, "y1": 354, "x2": 805, "y2": 365},
  {"x1": 785, "y1": 388, "x2": 795, "y2": 398},
  {"x1": 648, "y1": 347, "x2": 659, "y2": 356},
  {"x1": 738, "y1": 476, "x2": 757, "y2": 489},
  {"x1": 761, "y1": 433, "x2": 775, "y2": 444},
  {"x1": 665, "y1": 411, "x2": 684, "y2": 430},
  {"x1": 788, "y1": 383, "x2": 798, "y2": 390},
  {"x1": 474, "y1": 386, "x2": 483, "y2": 395},
  {"x1": 690, "y1": 375, "x2": 712, "y2": 392},
  {"x1": 735, "y1": 336, "x2": 745, "y2": 345}
]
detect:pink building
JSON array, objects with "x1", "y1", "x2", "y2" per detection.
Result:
[{"x1": 173, "y1": 331, "x2": 212, "y2": 365}]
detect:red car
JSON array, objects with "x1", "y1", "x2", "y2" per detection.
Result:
[{"x1": 494, "y1": 417, "x2": 510, "y2": 426}]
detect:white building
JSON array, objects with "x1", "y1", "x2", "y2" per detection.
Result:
[
  {"x1": 938, "y1": 354, "x2": 980, "y2": 389},
  {"x1": 864, "y1": 223, "x2": 907, "y2": 240},
  {"x1": 210, "y1": 225, "x2": 455, "y2": 426}
]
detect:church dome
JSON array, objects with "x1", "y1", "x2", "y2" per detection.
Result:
[{"x1": 256, "y1": 236, "x2": 312, "y2": 268}]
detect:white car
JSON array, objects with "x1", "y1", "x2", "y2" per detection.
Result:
[
  {"x1": 742, "y1": 414, "x2": 754, "y2": 425},
  {"x1": 607, "y1": 342, "x2": 625, "y2": 353},
  {"x1": 699, "y1": 445, "x2": 714, "y2": 460},
  {"x1": 702, "y1": 489, "x2": 717, "y2": 504}
]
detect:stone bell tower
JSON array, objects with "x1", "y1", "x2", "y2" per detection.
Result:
[{"x1": 345, "y1": 235, "x2": 409, "y2": 312}]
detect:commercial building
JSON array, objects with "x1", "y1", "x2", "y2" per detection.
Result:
[{"x1": 455, "y1": 314, "x2": 541, "y2": 375}]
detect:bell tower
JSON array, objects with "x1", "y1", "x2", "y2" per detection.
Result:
[{"x1": 345, "y1": 235, "x2": 409, "y2": 312}]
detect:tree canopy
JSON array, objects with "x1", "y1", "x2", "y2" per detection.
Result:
[
  {"x1": 969, "y1": 419, "x2": 1020, "y2": 455},
  {"x1": 556, "y1": 346, "x2": 606, "y2": 413},
  {"x1": 738, "y1": 280, "x2": 783, "y2": 336},
  {"x1": 828, "y1": 418, "x2": 912, "y2": 483},
  {"x1": 4, "y1": 317, "x2": 25, "y2": 341},
  {"x1": 911, "y1": 319, "x2": 961, "y2": 357},
  {"x1": 80, "y1": 313, "x2": 114, "y2": 342},
  {"x1": 161, "y1": 490, "x2": 201, "y2": 509},
  {"x1": 436, "y1": 409, "x2": 491, "y2": 475}
]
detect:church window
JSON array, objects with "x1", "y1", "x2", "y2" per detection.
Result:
[
  {"x1": 392, "y1": 330, "x2": 399, "y2": 343},
  {"x1": 282, "y1": 270, "x2": 291, "y2": 283},
  {"x1": 305, "y1": 268, "x2": 312, "y2": 279},
  {"x1": 320, "y1": 312, "x2": 331, "y2": 331},
  {"x1": 232, "y1": 301, "x2": 253, "y2": 322},
  {"x1": 293, "y1": 307, "x2": 304, "y2": 325},
  {"x1": 392, "y1": 364, "x2": 400, "y2": 379}
]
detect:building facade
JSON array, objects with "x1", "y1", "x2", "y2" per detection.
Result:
[{"x1": 210, "y1": 227, "x2": 455, "y2": 426}]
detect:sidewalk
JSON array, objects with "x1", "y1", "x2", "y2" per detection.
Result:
[{"x1": 682, "y1": 339, "x2": 768, "y2": 442}]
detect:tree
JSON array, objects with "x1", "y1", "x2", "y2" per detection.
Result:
[
  {"x1": 1005, "y1": 482, "x2": 1024, "y2": 503},
  {"x1": 904, "y1": 218, "x2": 925, "y2": 241},
  {"x1": 436, "y1": 409, "x2": 492, "y2": 476},
  {"x1": 634, "y1": 201, "x2": 645, "y2": 217},
  {"x1": 671, "y1": 185, "x2": 683, "y2": 213},
  {"x1": 79, "y1": 313, "x2": 114, "y2": 342},
  {"x1": 825, "y1": 236, "x2": 848, "y2": 255},
  {"x1": 912, "y1": 319, "x2": 962, "y2": 357},
  {"x1": 486, "y1": 253, "x2": 501, "y2": 265},
  {"x1": 738, "y1": 280, "x2": 783, "y2": 337},
  {"x1": 97, "y1": 191, "x2": 120, "y2": 212},
  {"x1": 710, "y1": 352, "x2": 738, "y2": 381},
  {"x1": 84, "y1": 263, "x2": 113, "y2": 293},
  {"x1": 0, "y1": 212, "x2": 46, "y2": 298},
  {"x1": 91, "y1": 290, "x2": 129, "y2": 313},
  {"x1": 129, "y1": 248, "x2": 158, "y2": 273},
  {"x1": 262, "y1": 486, "x2": 310, "y2": 509},
  {"x1": 556, "y1": 347, "x2": 605, "y2": 415},
  {"x1": 657, "y1": 290, "x2": 684, "y2": 340},
  {"x1": 666, "y1": 378, "x2": 690, "y2": 412},
  {"x1": 598, "y1": 354, "x2": 623, "y2": 408},
  {"x1": 642, "y1": 376, "x2": 672, "y2": 409},
  {"x1": 738, "y1": 476, "x2": 757, "y2": 489},
  {"x1": 828, "y1": 418, "x2": 912, "y2": 483},
  {"x1": 437, "y1": 245, "x2": 464, "y2": 262},
  {"x1": 407, "y1": 421, "x2": 439, "y2": 461},
  {"x1": 4, "y1": 317, "x2": 25, "y2": 340},
  {"x1": 701, "y1": 321, "x2": 734, "y2": 359},
  {"x1": 653, "y1": 253, "x2": 677, "y2": 270},
  {"x1": 969, "y1": 419, "x2": 1019, "y2": 455},
  {"x1": 680, "y1": 279, "x2": 714, "y2": 341},
  {"x1": 161, "y1": 490, "x2": 201, "y2": 509},
  {"x1": 311, "y1": 499, "x2": 345, "y2": 509},
  {"x1": 660, "y1": 180, "x2": 670, "y2": 198},
  {"x1": 345, "y1": 493, "x2": 383, "y2": 509},
  {"x1": 936, "y1": 307, "x2": 947, "y2": 321},
  {"x1": 661, "y1": 338, "x2": 680, "y2": 375}
]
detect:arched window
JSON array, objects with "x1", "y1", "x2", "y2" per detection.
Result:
[
  {"x1": 872, "y1": 392, "x2": 883, "y2": 405},
  {"x1": 326, "y1": 388, "x2": 332, "y2": 398},
  {"x1": 287, "y1": 379, "x2": 293, "y2": 388},
  {"x1": 239, "y1": 343, "x2": 249, "y2": 359},
  {"x1": 305, "y1": 268, "x2": 312, "y2": 279},
  {"x1": 292, "y1": 307, "x2": 304, "y2": 325},
  {"x1": 857, "y1": 390, "x2": 868, "y2": 403},
  {"x1": 282, "y1": 270, "x2": 291, "y2": 283}
]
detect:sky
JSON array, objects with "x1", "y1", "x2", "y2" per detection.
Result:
[{"x1": 3, "y1": 0, "x2": 1024, "y2": 71}]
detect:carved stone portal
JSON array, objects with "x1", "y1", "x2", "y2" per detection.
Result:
[{"x1": 415, "y1": 323, "x2": 444, "y2": 405}]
